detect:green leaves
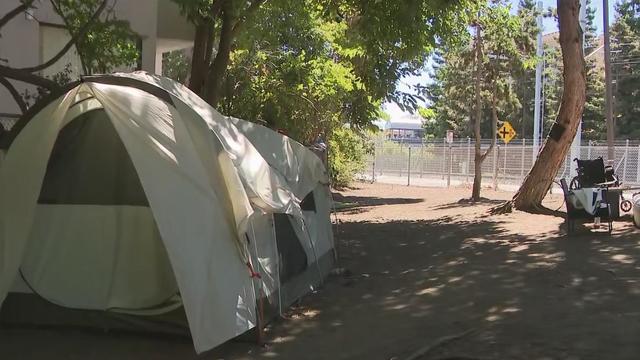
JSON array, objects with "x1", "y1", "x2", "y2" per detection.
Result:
[
  {"x1": 425, "y1": 0, "x2": 536, "y2": 139},
  {"x1": 610, "y1": 0, "x2": 640, "y2": 139},
  {"x1": 328, "y1": 126, "x2": 369, "y2": 187},
  {"x1": 217, "y1": 0, "x2": 476, "y2": 143},
  {"x1": 171, "y1": 0, "x2": 479, "y2": 141},
  {"x1": 163, "y1": 50, "x2": 191, "y2": 84},
  {"x1": 170, "y1": 0, "x2": 479, "y2": 184},
  {"x1": 54, "y1": 0, "x2": 139, "y2": 74}
]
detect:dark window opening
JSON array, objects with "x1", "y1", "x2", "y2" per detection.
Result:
[
  {"x1": 274, "y1": 214, "x2": 308, "y2": 282},
  {"x1": 300, "y1": 191, "x2": 316, "y2": 212},
  {"x1": 38, "y1": 109, "x2": 149, "y2": 206}
]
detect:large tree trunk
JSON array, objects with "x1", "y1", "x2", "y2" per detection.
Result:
[
  {"x1": 510, "y1": 0, "x2": 586, "y2": 211},
  {"x1": 187, "y1": 0, "x2": 221, "y2": 95},
  {"x1": 472, "y1": 22, "x2": 483, "y2": 201},
  {"x1": 204, "y1": 0, "x2": 235, "y2": 106},
  {"x1": 188, "y1": 24, "x2": 210, "y2": 95},
  {"x1": 186, "y1": 0, "x2": 264, "y2": 106}
]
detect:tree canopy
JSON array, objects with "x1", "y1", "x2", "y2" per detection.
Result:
[
  {"x1": 169, "y1": 0, "x2": 480, "y2": 143},
  {"x1": 424, "y1": 0, "x2": 536, "y2": 140},
  {"x1": 611, "y1": 0, "x2": 640, "y2": 138},
  {"x1": 422, "y1": 0, "x2": 612, "y2": 143}
]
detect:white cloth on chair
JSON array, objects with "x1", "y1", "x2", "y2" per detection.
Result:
[{"x1": 569, "y1": 187, "x2": 606, "y2": 215}]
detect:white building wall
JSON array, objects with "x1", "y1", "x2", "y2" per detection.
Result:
[
  {"x1": 0, "y1": 1, "x2": 40, "y2": 117},
  {"x1": 0, "y1": 0, "x2": 193, "y2": 119},
  {"x1": 39, "y1": 25, "x2": 84, "y2": 79}
]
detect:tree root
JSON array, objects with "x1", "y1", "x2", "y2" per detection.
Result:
[
  {"x1": 488, "y1": 201, "x2": 513, "y2": 215},
  {"x1": 403, "y1": 328, "x2": 476, "y2": 360},
  {"x1": 489, "y1": 201, "x2": 565, "y2": 217}
]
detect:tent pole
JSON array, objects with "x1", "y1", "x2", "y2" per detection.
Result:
[{"x1": 603, "y1": 0, "x2": 615, "y2": 163}]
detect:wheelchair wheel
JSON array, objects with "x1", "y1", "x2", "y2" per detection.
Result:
[
  {"x1": 621, "y1": 200, "x2": 632, "y2": 212},
  {"x1": 569, "y1": 176, "x2": 581, "y2": 190}
]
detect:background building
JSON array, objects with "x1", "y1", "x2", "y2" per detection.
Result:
[{"x1": 375, "y1": 114, "x2": 426, "y2": 143}]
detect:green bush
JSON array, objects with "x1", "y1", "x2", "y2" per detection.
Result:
[{"x1": 328, "y1": 127, "x2": 369, "y2": 187}]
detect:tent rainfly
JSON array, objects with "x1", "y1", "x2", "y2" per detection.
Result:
[{"x1": 0, "y1": 72, "x2": 334, "y2": 353}]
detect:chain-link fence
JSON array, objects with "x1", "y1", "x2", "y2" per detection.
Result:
[{"x1": 361, "y1": 138, "x2": 640, "y2": 191}]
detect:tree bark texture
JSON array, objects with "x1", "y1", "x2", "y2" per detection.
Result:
[
  {"x1": 186, "y1": 0, "x2": 265, "y2": 106},
  {"x1": 189, "y1": 23, "x2": 212, "y2": 95},
  {"x1": 472, "y1": 23, "x2": 483, "y2": 201},
  {"x1": 511, "y1": 0, "x2": 586, "y2": 210},
  {"x1": 204, "y1": 0, "x2": 234, "y2": 105}
]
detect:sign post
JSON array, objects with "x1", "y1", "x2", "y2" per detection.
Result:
[
  {"x1": 446, "y1": 130, "x2": 454, "y2": 145},
  {"x1": 533, "y1": 1, "x2": 544, "y2": 156},
  {"x1": 446, "y1": 131, "x2": 453, "y2": 187},
  {"x1": 496, "y1": 121, "x2": 516, "y2": 190}
]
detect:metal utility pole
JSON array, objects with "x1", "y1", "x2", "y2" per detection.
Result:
[
  {"x1": 604, "y1": 0, "x2": 615, "y2": 163},
  {"x1": 570, "y1": 0, "x2": 587, "y2": 177},
  {"x1": 533, "y1": 1, "x2": 543, "y2": 157}
]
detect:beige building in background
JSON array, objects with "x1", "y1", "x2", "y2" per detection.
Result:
[{"x1": 0, "y1": 0, "x2": 194, "y2": 126}]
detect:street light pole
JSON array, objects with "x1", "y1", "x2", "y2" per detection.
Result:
[
  {"x1": 603, "y1": 0, "x2": 615, "y2": 163},
  {"x1": 570, "y1": 0, "x2": 586, "y2": 177},
  {"x1": 533, "y1": 1, "x2": 543, "y2": 157}
]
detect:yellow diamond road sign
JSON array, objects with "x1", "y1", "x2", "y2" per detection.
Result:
[{"x1": 498, "y1": 121, "x2": 516, "y2": 144}]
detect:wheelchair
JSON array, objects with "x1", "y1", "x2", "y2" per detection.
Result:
[
  {"x1": 568, "y1": 157, "x2": 632, "y2": 213},
  {"x1": 569, "y1": 157, "x2": 618, "y2": 190}
]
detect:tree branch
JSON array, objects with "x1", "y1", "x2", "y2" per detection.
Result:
[
  {"x1": 231, "y1": 0, "x2": 265, "y2": 38},
  {"x1": 0, "y1": 77, "x2": 27, "y2": 114},
  {"x1": 16, "y1": 0, "x2": 108, "y2": 73},
  {"x1": 205, "y1": 0, "x2": 235, "y2": 104},
  {"x1": 480, "y1": 93, "x2": 499, "y2": 162},
  {"x1": 0, "y1": 1, "x2": 35, "y2": 30},
  {"x1": 49, "y1": 0, "x2": 91, "y2": 74},
  {"x1": 0, "y1": 64, "x2": 59, "y2": 90}
]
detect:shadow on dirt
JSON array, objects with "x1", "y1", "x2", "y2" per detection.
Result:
[
  {"x1": 430, "y1": 197, "x2": 506, "y2": 211},
  {"x1": 332, "y1": 192, "x2": 423, "y2": 212},
  {"x1": 207, "y1": 215, "x2": 640, "y2": 359},
  {"x1": 3, "y1": 202, "x2": 640, "y2": 359}
]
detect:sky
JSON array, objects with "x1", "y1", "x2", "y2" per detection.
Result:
[{"x1": 383, "y1": 0, "x2": 620, "y2": 120}]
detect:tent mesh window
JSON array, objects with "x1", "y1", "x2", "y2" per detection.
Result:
[
  {"x1": 38, "y1": 109, "x2": 149, "y2": 206},
  {"x1": 273, "y1": 214, "x2": 308, "y2": 282}
]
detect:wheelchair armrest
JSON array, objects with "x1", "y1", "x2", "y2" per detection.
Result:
[{"x1": 595, "y1": 180, "x2": 618, "y2": 187}]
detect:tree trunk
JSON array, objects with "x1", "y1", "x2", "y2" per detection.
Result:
[
  {"x1": 204, "y1": 0, "x2": 234, "y2": 106},
  {"x1": 473, "y1": 152, "x2": 483, "y2": 200},
  {"x1": 472, "y1": 21, "x2": 484, "y2": 201},
  {"x1": 188, "y1": 23, "x2": 211, "y2": 95},
  {"x1": 511, "y1": 0, "x2": 586, "y2": 211}
]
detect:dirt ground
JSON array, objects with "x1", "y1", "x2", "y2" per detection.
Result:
[{"x1": 3, "y1": 182, "x2": 640, "y2": 359}]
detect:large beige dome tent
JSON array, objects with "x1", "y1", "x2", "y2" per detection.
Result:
[{"x1": 0, "y1": 72, "x2": 334, "y2": 353}]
